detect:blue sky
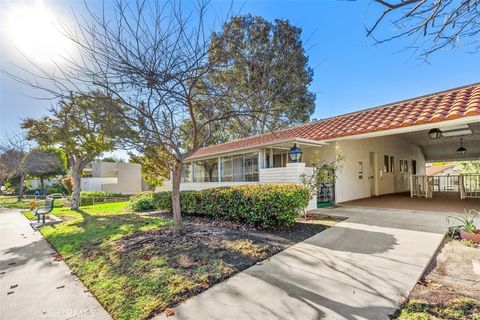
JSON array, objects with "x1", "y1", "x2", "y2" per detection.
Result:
[{"x1": 1, "y1": 0, "x2": 479, "y2": 136}]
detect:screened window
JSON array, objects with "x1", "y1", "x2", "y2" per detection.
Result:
[
  {"x1": 181, "y1": 163, "x2": 192, "y2": 182},
  {"x1": 244, "y1": 153, "x2": 259, "y2": 182},
  {"x1": 193, "y1": 159, "x2": 218, "y2": 182},
  {"x1": 220, "y1": 153, "x2": 259, "y2": 182},
  {"x1": 411, "y1": 160, "x2": 417, "y2": 175},
  {"x1": 220, "y1": 157, "x2": 233, "y2": 182}
]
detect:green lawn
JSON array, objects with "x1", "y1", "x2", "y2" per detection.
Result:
[
  {"x1": 37, "y1": 202, "x2": 293, "y2": 319},
  {"x1": 0, "y1": 195, "x2": 66, "y2": 209},
  {"x1": 40, "y1": 202, "x2": 177, "y2": 319}
]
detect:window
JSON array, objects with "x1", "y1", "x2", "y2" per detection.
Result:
[
  {"x1": 358, "y1": 162, "x2": 363, "y2": 179},
  {"x1": 193, "y1": 159, "x2": 218, "y2": 182},
  {"x1": 181, "y1": 163, "x2": 192, "y2": 182},
  {"x1": 399, "y1": 159, "x2": 409, "y2": 173},
  {"x1": 232, "y1": 155, "x2": 244, "y2": 181},
  {"x1": 244, "y1": 153, "x2": 259, "y2": 181},
  {"x1": 384, "y1": 155, "x2": 394, "y2": 173},
  {"x1": 220, "y1": 157, "x2": 233, "y2": 182},
  {"x1": 384, "y1": 155, "x2": 389, "y2": 172},
  {"x1": 220, "y1": 153, "x2": 259, "y2": 182},
  {"x1": 411, "y1": 160, "x2": 417, "y2": 175}
]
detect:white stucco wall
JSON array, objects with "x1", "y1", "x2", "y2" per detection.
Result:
[
  {"x1": 102, "y1": 163, "x2": 144, "y2": 194},
  {"x1": 333, "y1": 135, "x2": 426, "y2": 203},
  {"x1": 81, "y1": 177, "x2": 118, "y2": 191}
]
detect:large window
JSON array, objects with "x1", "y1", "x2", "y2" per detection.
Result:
[
  {"x1": 193, "y1": 159, "x2": 219, "y2": 182},
  {"x1": 244, "y1": 153, "x2": 259, "y2": 181},
  {"x1": 219, "y1": 153, "x2": 259, "y2": 182},
  {"x1": 220, "y1": 157, "x2": 233, "y2": 182}
]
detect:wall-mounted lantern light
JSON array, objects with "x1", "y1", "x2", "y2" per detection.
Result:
[
  {"x1": 288, "y1": 144, "x2": 303, "y2": 163},
  {"x1": 457, "y1": 138, "x2": 467, "y2": 155},
  {"x1": 428, "y1": 128, "x2": 442, "y2": 139}
]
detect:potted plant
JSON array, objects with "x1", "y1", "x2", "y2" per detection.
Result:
[{"x1": 448, "y1": 209, "x2": 480, "y2": 244}]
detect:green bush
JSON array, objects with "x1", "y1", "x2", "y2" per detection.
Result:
[
  {"x1": 129, "y1": 192, "x2": 155, "y2": 212},
  {"x1": 45, "y1": 183, "x2": 68, "y2": 195},
  {"x1": 151, "y1": 184, "x2": 309, "y2": 229}
]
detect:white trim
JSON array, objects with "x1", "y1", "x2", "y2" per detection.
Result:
[{"x1": 186, "y1": 137, "x2": 327, "y2": 161}]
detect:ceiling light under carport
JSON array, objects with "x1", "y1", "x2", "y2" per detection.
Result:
[
  {"x1": 457, "y1": 138, "x2": 467, "y2": 155},
  {"x1": 428, "y1": 128, "x2": 442, "y2": 139}
]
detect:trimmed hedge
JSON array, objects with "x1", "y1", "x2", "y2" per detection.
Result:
[{"x1": 130, "y1": 184, "x2": 309, "y2": 229}]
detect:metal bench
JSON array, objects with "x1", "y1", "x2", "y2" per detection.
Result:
[{"x1": 33, "y1": 198, "x2": 55, "y2": 224}]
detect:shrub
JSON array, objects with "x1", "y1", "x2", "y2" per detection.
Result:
[
  {"x1": 129, "y1": 192, "x2": 155, "y2": 212},
  {"x1": 61, "y1": 176, "x2": 74, "y2": 195},
  {"x1": 45, "y1": 183, "x2": 68, "y2": 195},
  {"x1": 151, "y1": 184, "x2": 309, "y2": 229}
]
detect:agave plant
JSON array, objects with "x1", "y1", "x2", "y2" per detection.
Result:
[{"x1": 447, "y1": 209, "x2": 479, "y2": 236}]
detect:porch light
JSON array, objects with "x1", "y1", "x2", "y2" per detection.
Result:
[
  {"x1": 288, "y1": 144, "x2": 303, "y2": 163},
  {"x1": 457, "y1": 138, "x2": 467, "y2": 155},
  {"x1": 428, "y1": 128, "x2": 442, "y2": 139}
]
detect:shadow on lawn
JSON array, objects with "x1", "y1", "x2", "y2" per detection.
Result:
[{"x1": 43, "y1": 208, "x2": 284, "y2": 319}]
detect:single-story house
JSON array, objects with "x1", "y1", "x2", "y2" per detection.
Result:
[
  {"x1": 158, "y1": 83, "x2": 480, "y2": 209},
  {"x1": 82, "y1": 161, "x2": 148, "y2": 194}
]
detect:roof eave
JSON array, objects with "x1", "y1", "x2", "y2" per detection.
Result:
[{"x1": 185, "y1": 137, "x2": 327, "y2": 161}]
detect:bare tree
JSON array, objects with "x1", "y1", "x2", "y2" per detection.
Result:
[
  {"x1": 6, "y1": 0, "x2": 296, "y2": 232},
  {"x1": 368, "y1": 0, "x2": 480, "y2": 57}
]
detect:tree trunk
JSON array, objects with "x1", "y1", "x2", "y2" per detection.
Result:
[
  {"x1": 171, "y1": 160, "x2": 184, "y2": 232},
  {"x1": 71, "y1": 162, "x2": 82, "y2": 209},
  {"x1": 18, "y1": 172, "x2": 25, "y2": 200},
  {"x1": 40, "y1": 176, "x2": 45, "y2": 193}
]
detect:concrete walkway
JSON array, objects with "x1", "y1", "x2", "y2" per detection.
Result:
[
  {"x1": 0, "y1": 208, "x2": 111, "y2": 320},
  {"x1": 157, "y1": 206, "x2": 450, "y2": 320}
]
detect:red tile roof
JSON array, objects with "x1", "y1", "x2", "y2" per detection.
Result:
[
  {"x1": 188, "y1": 83, "x2": 480, "y2": 159},
  {"x1": 426, "y1": 164, "x2": 456, "y2": 176}
]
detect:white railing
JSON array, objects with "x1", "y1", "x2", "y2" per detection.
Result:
[
  {"x1": 411, "y1": 174, "x2": 480, "y2": 199},
  {"x1": 259, "y1": 163, "x2": 313, "y2": 184},
  {"x1": 410, "y1": 175, "x2": 432, "y2": 198},
  {"x1": 460, "y1": 174, "x2": 480, "y2": 199}
]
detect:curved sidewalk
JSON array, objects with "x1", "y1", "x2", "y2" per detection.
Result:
[
  {"x1": 157, "y1": 206, "x2": 448, "y2": 320},
  {"x1": 0, "y1": 208, "x2": 111, "y2": 320}
]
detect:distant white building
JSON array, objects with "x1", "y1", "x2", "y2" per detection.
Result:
[{"x1": 82, "y1": 162, "x2": 147, "y2": 194}]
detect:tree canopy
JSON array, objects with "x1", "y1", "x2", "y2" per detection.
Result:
[
  {"x1": 207, "y1": 15, "x2": 315, "y2": 138},
  {"x1": 22, "y1": 92, "x2": 131, "y2": 208}
]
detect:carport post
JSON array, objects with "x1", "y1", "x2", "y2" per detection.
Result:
[
  {"x1": 459, "y1": 174, "x2": 465, "y2": 199},
  {"x1": 409, "y1": 174, "x2": 413, "y2": 197}
]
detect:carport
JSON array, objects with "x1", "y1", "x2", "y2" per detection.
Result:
[
  {"x1": 341, "y1": 115, "x2": 480, "y2": 213},
  {"x1": 341, "y1": 192, "x2": 480, "y2": 213}
]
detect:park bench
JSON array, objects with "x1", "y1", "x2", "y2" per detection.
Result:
[{"x1": 33, "y1": 198, "x2": 55, "y2": 224}]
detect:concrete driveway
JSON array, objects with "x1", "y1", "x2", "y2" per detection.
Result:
[
  {"x1": 0, "y1": 208, "x2": 110, "y2": 320},
  {"x1": 156, "y1": 206, "x2": 449, "y2": 320}
]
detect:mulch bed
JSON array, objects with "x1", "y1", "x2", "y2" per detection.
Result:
[{"x1": 115, "y1": 213, "x2": 342, "y2": 313}]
